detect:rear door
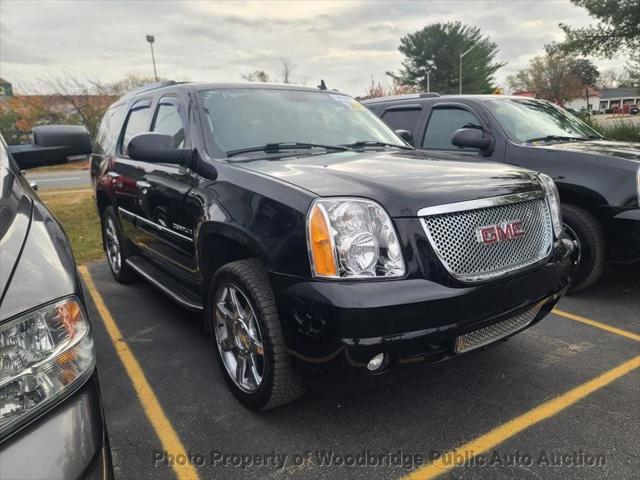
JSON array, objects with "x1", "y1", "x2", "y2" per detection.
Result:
[
  {"x1": 111, "y1": 99, "x2": 153, "y2": 240},
  {"x1": 380, "y1": 104, "x2": 423, "y2": 144},
  {"x1": 135, "y1": 95, "x2": 201, "y2": 284}
]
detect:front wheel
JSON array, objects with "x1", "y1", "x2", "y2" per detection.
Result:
[
  {"x1": 207, "y1": 259, "x2": 305, "y2": 410},
  {"x1": 562, "y1": 204, "x2": 606, "y2": 292}
]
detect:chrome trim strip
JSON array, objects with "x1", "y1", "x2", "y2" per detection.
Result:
[
  {"x1": 118, "y1": 207, "x2": 193, "y2": 243},
  {"x1": 125, "y1": 258, "x2": 203, "y2": 311},
  {"x1": 417, "y1": 190, "x2": 545, "y2": 217}
]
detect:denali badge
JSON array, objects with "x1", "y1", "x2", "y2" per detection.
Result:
[{"x1": 476, "y1": 220, "x2": 525, "y2": 245}]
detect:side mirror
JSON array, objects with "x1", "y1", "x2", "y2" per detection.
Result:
[
  {"x1": 451, "y1": 127, "x2": 494, "y2": 155},
  {"x1": 8, "y1": 125, "x2": 92, "y2": 170},
  {"x1": 127, "y1": 133, "x2": 192, "y2": 165},
  {"x1": 395, "y1": 129, "x2": 414, "y2": 146}
]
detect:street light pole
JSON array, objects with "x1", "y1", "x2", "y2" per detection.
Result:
[
  {"x1": 146, "y1": 35, "x2": 158, "y2": 81},
  {"x1": 459, "y1": 43, "x2": 478, "y2": 94},
  {"x1": 425, "y1": 59, "x2": 435, "y2": 93}
]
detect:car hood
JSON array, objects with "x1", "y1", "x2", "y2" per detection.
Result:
[
  {"x1": 533, "y1": 140, "x2": 640, "y2": 163},
  {"x1": 236, "y1": 150, "x2": 542, "y2": 217},
  {"x1": 0, "y1": 163, "x2": 77, "y2": 321}
]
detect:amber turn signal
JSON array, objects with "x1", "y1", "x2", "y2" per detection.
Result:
[{"x1": 308, "y1": 204, "x2": 337, "y2": 277}]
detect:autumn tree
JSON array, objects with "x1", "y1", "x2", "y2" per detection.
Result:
[
  {"x1": 390, "y1": 22, "x2": 505, "y2": 94},
  {"x1": 242, "y1": 70, "x2": 271, "y2": 82},
  {"x1": 507, "y1": 49, "x2": 599, "y2": 103}
]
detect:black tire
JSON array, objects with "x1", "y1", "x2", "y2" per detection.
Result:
[
  {"x1": 562, "y1": 204, "x2": 606, "y2": 292},
  {"x1": 207, "y1": 258, "x2": 305, "y2": 410},
  {"x1": 101, "y1": 206, "x2": 136, "y2": 283}
]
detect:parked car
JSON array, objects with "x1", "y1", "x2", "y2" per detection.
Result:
[
  {"x1": 91, "y1": 81, "x2": 575, "y2": 410},
  {"x1": 0, "y1": 128, "x2": 114, "y2": 478},
  {"x1": 363, "y1": 94, "x2": 640, "y2": 291}
]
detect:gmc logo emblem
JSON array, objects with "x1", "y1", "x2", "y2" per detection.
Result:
[{"x1": 476, "y1": 220, "x2": 525, "y2": 245}]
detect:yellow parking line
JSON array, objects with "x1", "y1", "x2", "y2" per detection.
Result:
[
  {"x1": 402, "y1": 355, "x2": 640, "y2": 480},
  {"x1": 79, "y1": 266, "x2": 200, "y2": 480},
  {"x1": 553, "y1": 308, "x2": 640, "y2": 342}
]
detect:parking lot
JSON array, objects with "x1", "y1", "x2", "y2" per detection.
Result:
[{"x1": 80, "y1": 261, "x2": 639, "y2": 480}]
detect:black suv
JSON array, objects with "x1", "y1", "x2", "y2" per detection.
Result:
[
  {"x1": 363, "y1": 94, "x2": 640, "y2": 291},
  {"x1": 92, "y1": 82, "x2": 575, "y2": 410}
]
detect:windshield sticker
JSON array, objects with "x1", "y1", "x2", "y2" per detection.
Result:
[{"x1": 330, "y1": 94, "x2": 364, "y2": 111}]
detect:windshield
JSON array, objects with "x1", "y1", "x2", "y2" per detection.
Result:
[
  {"x1": 198, "y1": 88, "x2": 405, "y2": 155},
  {"x1": 485, "y1": 99, "x2": 602, "y2": 143}
]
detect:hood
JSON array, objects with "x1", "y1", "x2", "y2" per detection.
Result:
[
  {"x1": 0, "y1": 163, "x2": 32, "y2": 302},
  {"x1": 533, "y1": 140, "x2": 640, "y2": 163},
  {"x1": 236, "y1": 150, "x2": 542, "y2": 217},
  {"x1": 0, "y1": 162, "x2": 77, "y2": 321}
]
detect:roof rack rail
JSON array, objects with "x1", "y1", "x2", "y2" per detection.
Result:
[
  {"x1": 121, "y1": 80, "x2": 177, "y2": 99},
  {"x1": 419, "y1": 92, "x2": 440, "y2": 98}
]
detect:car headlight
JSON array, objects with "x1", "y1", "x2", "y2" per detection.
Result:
[
  {"x1": 0, "y1": 297, "x2": 95, "y2": 436},
  {"x1": 307, "y1": 198, "x2": 405, "y2": 278},
  {"x1": 538, "y1": 173, "x2": 563, "y2": 237}
]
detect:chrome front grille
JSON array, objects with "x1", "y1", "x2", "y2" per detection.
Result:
[
  {"x1": 420, "y1": 192, "x2": 553, "y2": 282},
  {"x1": 454, "y1": 305, "x2": 541, "y2": 353}
]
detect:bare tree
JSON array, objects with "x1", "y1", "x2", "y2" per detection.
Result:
[{"x1": 279, "y1": 60, "x2": 296, "y2": 84}]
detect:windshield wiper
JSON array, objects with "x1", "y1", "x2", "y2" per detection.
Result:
[
  {"x1": 340, "y1": 140, "x2": 413, "y2": 150},
  {"x1": 227, "y1": 142, "x2": 352, "y2": 158},
  {"x1": 525, "y1": 135, "x2": 594, "y2": 143}
]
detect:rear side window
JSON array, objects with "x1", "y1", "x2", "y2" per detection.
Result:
[
  {"x1": 422, "y1": 108, "x2": 481, "y2": 149},
  {"x1": 382, "y1": 108, "x2": 421, "y2": 133},
  {"x1": 152, "y1": 103, "x2": 185, "y2": 148},
  {"x1": 96, "y1": 104, "x2": 125, "y2": 154},
  {"x1": 121, "y1": 105, "x2": 151, "y2": 154}
]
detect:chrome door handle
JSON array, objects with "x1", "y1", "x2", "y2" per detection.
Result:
[
  {"x1": 136, "y1": 180, "x2": 152, "y2": 189},
  {"x1": 107, "y1": 171, "x2": 120, "y2": 178}
]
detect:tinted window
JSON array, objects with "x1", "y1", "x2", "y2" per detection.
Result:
[
  {"x1": 382, "y1": 108, "x2": 421, "y2": 133},
  {"x1": 198, "y1": 89, "x2": 403, "y2": 153},
  {"x1": 121, "y1": 105, "x2": 151, "y2": 154},
  {"x1": 423, "y1": 108, "x2": 481, "y2": 149},
  {"x1": 153, "y1": 103, "x2": 185, "y2": 148},
  {"x1": 96, "y1": 104, "x2": 125, "y2": 154}
]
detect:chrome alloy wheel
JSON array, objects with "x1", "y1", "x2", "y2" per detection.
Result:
[
  {"x1": 563, "y1": 223, "x2": 582, "y2": 266},
  {"x1": 214, "y1": 284, "x2": 265, "y2": 393},
  {"x1": 104, "y1": 217, "x2": 122, "y2": 274}
]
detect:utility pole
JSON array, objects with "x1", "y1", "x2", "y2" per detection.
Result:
[
  {"x1": 425, "y1": 59, "x2": 435, "y2": 93},
  {"x1": 146, "y1": 35, "x2": 158, "y2": 81},
  {"x1": 459, "y1": 43, "x2": 478, "y2": 94}
]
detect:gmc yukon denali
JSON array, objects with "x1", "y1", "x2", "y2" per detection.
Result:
[{"x1": 91, "y1": 81, "x2": 575, "y2": 410}]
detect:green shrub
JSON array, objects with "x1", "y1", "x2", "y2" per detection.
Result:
[{"x1": 581, "y1": 117, "x2": 640, "y2": 142}]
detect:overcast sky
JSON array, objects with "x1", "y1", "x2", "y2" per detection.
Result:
[{"x1": 0, "y1": 0, "x2": 625, "y2": 96}]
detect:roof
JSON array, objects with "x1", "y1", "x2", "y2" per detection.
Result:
[
  {"x1": 360, "y1": 93, "x2": 537, "y2": 104},
  {"x1": 121, "y1": 80, "x2": 347, "y2": 100},
  {"x1": 599, "y1": 87, "x2": 640, "y2": 99},
  {"x1": 360, "y1": 93, "x2": 439, "y2": 104}
]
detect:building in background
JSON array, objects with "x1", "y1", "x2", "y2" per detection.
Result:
[{"x1": 598, "y1": 87, "x2": 640, "y2": 113}]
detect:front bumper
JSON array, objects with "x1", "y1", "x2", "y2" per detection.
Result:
[
  {"x1": 609, "y1": 209, "x2": 640, "y2": 263},
  {"x1": 272, "y1": 239, "x2": 574, "y2": 391},
  {"x1": 0, "y1": 371, "x2": 114, "y2": 480}
]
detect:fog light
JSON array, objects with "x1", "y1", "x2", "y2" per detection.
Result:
[{"x1": 367, "y1": 353, "x2": 385, "y2": 371}]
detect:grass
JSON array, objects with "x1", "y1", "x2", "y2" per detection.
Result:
[
  {"x1": 30, "y1": 158, "x2": 90, "y2": 173},
  {"x1": 39, "y1": 188, "x2": 104, "y2": 264},
  {"x1": 581, "y1": 116, "x2": 640, "y2": 142}
]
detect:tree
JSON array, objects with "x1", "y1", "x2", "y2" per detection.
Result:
[
  {"x1": 507, "y1": 49, "x2": 598, "y2": 103},
  {"x1": 559, "y1": 0, "x2": 640, "y2": 57},
  {"x1": 390, "y1": 22, "x2": 506, "y2": 94},
  {"x1": 279, "y1": 60, "x2": 296, "y2": 84},
  {"x1": 359, "y1": 76, "x2": 418, "y2": 100},
  {"x1": 242, "y1": 70, "x2": 271, "y2": 82}
]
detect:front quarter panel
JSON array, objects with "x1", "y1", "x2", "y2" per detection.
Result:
[{"x1": 196, "y1": 161, "x2": 314, "y2": 277}]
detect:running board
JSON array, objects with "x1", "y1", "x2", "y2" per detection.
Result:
[{"x1": 126, "y1": 256, "x2": 203, "y2": 312}]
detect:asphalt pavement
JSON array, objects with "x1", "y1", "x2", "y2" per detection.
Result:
[
  {"x1": 26, "y1": 169, "x2": 91, "y2": 190},
  {"x1": 82, "y1": 262, "x2": 639, "y2": 480}
]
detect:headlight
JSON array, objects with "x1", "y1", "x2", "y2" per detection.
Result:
[
  {"x1": 538, "y1": 173, "x2": 563, "y2": 237},
  {"x1": 0, "y1": 297, "x2": 95, "y2": 436},
  {"x1": 307, "y1": 198, "x2": 405, "y2": 278}
]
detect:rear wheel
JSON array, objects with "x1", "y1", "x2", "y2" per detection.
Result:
[
  {"x1": 101, "y1": 207, "x2": 136, "y2": 283},
  {"x1": 207, "y1": 259, "x2": 305, "y2": 410},
  {"x1": 562, "y1": 204, "x2": 606, "y2": 292}
]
